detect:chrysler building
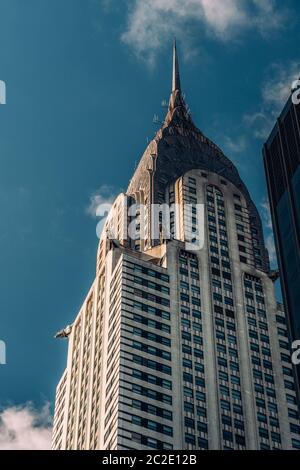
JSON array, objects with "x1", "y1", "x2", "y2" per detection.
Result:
[{"x1": 52, "y1": 43, "x2": 300, "y2": 451}]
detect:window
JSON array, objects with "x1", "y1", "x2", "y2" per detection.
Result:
[
  {"x1": 192, "y1": 310, "x2": 201, "y2": 319},
  {"x1": 268, "y1": 403, "x2": 278, "y2": 413},
  {"x1": 255, "y1": 384, "x2": 264, "y2": 394},
  {"x1": 286, "y1": 394, "x2": 297, "y2": 405},
  {"x1": 180, "y1": 281, "x2": 189, "y2": 290},
  {"x1": 197, "y1": 422, "x2": 208, "y2": 433},
  {"x1": 224, "y1": 283, "x2": 232, "y2": 292},
  {"x1": 259, "y1": 428, "x2": 269, "y2": 439},
  {"x1": 290, "y1": 423, "x2": 300, "y2": 435},
  {"x1": 288, "y1": 408, "x2": 299, "y2": 419},
  {"x1": 217, "y1": 344, "x2": 226, "y2": 353},
  {"x1": 262, "y1": 347, "x2": 271, "y2": 356},
  {"x1": 263, "y1": 360, "x2": 272, "y2": 370},
  {"x1": 276, "y1": 315, "x2": 286, "y2": 325},
  {"x1": 188, "y1": 177, "x2": 196, "y2": 185},
  {"x1": 269, "y1": 417, "x2": 279, "y2": 428},
  {"x1": 261, "y1": 443, "x2": 270, "y2": 450},
  {"x1": 183, "y1": 372, "x2": 193, "y2": 383},
  {"x1": 271, "y1": 432, "x2": 281, "y2": 443},
  {"x1": 235, "y1": 435, "x2": 245, "y2": 446},
  {"x1": 234, "y1": 419, "x2": 244, "y2": 431},
  {"x1": 182, "y1": 344, "x2": 192, "y2": 355},
  {"x1": 249, "y1": 330, "x2": 258, "y2": 339},
  {"x1": 220, "y1": 385, "x2": 230, "y2": 396},
  {"x1": 192, "y1": 298, "x2": 201, "y2": 306},
  {"x1": 185, "y1": 417, "x2": 195, "y2": 428},
  {"x1": 185, "y1": 433, "x2": 195, "y2": 445},
  {"x1": 266, "y1": 387, "x2": 276, "y2": 398},
  {"x1": 196, "y1": 391, "x2": 206, "y2": 401},
  {"x1": 277, "y1": 327, "x2": 288, "y2": 337},
  {"x1": 230, "y1": 362, "x2": 239, "y2": 372},
  {"x1": 221, "y1": 400, "x2": 230, "y2": 411},
  {"x1": 251, "y1": 343, "x2": 259, "y2": 352},
  {"x1": 282, "y1": 366, "x2": 293, "y2": 377},
  {"x1": 233, "y1": 404, "x2": 243, "y2": 415},
  {"x1": 225, "y1": 297, "x2": 234, "y2": 306},
  {"x1": 260, "y1": 334, "x2": 269, "y2": 343},
  {"x1": 182, "y1": 331, "x2": 191, "y2": 341},
  {"x1": 231, "y1": 375, "x2": 240, "y2": 386},
  {"x1": 184, "y1": 387, "x2": 193, "y2": 398},
  {"x1": 257, "y1": 412, "x2": 267, "y2": 423},
  {"x1": 212, "y1": 279, "x2": 222, "y2": 289},
  {"x1": 214, "y1": 293, "x2": 223, "y2": 302},
  {"x1": 232, "y1": 390, "x2": 241, "y2": 400},
  {"x1": 195, "y1": 377, "x2": 205, "y2": 387},
  {"x1": 222, "y1": 415, "x2": 232, "y2": 426},
  {"x1": 197, "y1": 406, "x2": 206, "y2": 417},
  {"x1": 218, "y1": 357, "x2": 228, "y2": 367},
  {"x1": 228, "y1": 334, "x2": 237, "y2": 344},
  {"x1": 248, "y1": 318, "x2": 257, "y2": 327},
  {"x1": 279, "y1": 340, "x2": 289, "y2": 350},
  {"x1": 181, "y1": 293, "x2": 190, "y2": 303},
  {"x1": 214, "y1": 305, "x2": 223, "y2": 314},
  {"x1": 223, "y1": 430, "x2": 233, "y2": 441},
  {"x1": 256, "y1": 398, "x2": 266, "y2": 409},
  {"x1": 193, "y1": 336, "x2": 203, "y2": 345},
  {"x1": 184, "y1": 402, "x2": 194, "y2": 413},
  {"x1": 253, "y1": 370, "x2": 263, "y2": 379},
  {"x1": 219, "y1": 371, "x2": 228, "y2": 381},
  {"x1": 198, "y1": 438, "x2": 208, "y2": 449},
  {"x1": 281, "y1": 353, "x2": 290, "y2": 363},
  {"x1": 292, "y1": 439, "x2": 300, "y2": 449},
  {"x1": 182, "y1": 358, "x2": 192, "y2": 368},
  {"x1": 181, "y1": 319, "x2": 191, "y2": 328}
]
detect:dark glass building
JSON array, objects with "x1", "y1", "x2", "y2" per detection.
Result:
[{"x1": 263, "y1": 94, "x2": 300, "y2": 368}]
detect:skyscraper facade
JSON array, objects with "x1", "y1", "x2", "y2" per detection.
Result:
[
  {"x1": 52, "y1": 44, "x2": 300, "y2": 451},
  {"x1": 263, "y1": 95, "x2": 300, "y2": 367}
]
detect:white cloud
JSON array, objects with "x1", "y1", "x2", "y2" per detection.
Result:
[
  {"x1": 0, "y1": 404, "x2": 52, "y2": 450},
  {"x1": 114, "y1": 0, "x2": 287, "y2": 63},
  {"x1": 86, "y1": 184, "x2": 117, "y2": 218},
  {"x1": 265, "y1": 232, "x2": 277, "y2": 267},
  {"x1": 243, "y1": 112, "x2": 272, "y2": 140},
  {"x1": 223, "y1": 135, "x2": 247, "y2": 154},
  {"x1": 244, "y1": 61, "x2": 300, "y2": 140},
  {"x1": 260, "y1": 198, "x2": 278, "y2": 267},
  {"x1": 261, "y1": 198, "x2": 273, "y2": 230}
]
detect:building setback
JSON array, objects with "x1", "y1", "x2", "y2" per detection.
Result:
[{"x1": 52, "y1": 43, "x2": 300, "y2": 450}]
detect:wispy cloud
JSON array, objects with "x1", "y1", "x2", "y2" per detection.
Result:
[
  {"x1": 223, "y1": 135, "x2": 247, "y2": 154},
  {"x1": 261, "y1": 197, "x2": 273, "y2": 230},
  {"x1": 86, "y1": 184, "x2": 118, "y2": 219},
  {"x1": 100, "y1": 0, "x2": 289, "y2": 64},
  {"x1": 244, "y1": 60, "x2": 300, "y2": 139},
  {"x1": 265, "y1": 232, "x2": 277, "y2": 267},
  {"x1": 260, "y1": 197, "x2": 278, "y2": 267},
  {"x1": 0, "y1": 403, "x2": 52, "y2": 450}
]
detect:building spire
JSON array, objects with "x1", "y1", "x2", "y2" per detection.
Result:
[{"x1": 172, "y1": 38, "x2": 181, "y2": 93}]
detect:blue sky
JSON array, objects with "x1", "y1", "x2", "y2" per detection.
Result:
[{"x1": 0, "y1": 0, "x2": 299, "y2": 443}]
